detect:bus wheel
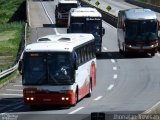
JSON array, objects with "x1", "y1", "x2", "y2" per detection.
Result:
[
  {"x1": 74, "y1": 89, "x2": 78, "y2": 106},
  {"x1": 123, "y1": 44, "x2": 128, "y2": 56},
  {"x1": 30, "y1": 105, "x2": 38, "y2": 109},
  {"x1": 87, "y1": 81, "x2": 92, "y2": 97},
  {"x1": 151, "y1": 52, "x2": 155, "y2": 56},
  {"x1": 119, "y1": 47, "x2": 123, "y2": 54}
]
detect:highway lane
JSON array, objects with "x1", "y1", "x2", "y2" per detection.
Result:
[{"x1": 1, "y1": 0, "x2": 160, "y2": 120}]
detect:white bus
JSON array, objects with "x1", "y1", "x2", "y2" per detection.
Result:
[
  {"x1": 67, "y1": 7, "x2": 105, "y2": 53},
  {"x1": 18, "y1": 33, "x2": 96, "y2": 108}
]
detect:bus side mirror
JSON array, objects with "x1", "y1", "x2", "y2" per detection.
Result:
[
  {"x1": 67, "y1": 28, "x2": 70, "y2": 33},
  {"x1": 74, "y1": 52, "x2": 78, "y2": 70},
  {"x1": 18, "y1": 60, "x2": 23, "y2": 75},
  {"x1": 158, "y1": 20, "x2": 160, "y2": 30},
  {"x1": 122, "y1": 23, "x2": 126, "y2": 32},
  {"x1": 74, "y1": 63, "x2": 78, "y2": 70},
  {"x1": 102, "y1": 27, "x2": 105, "y2": 36}
]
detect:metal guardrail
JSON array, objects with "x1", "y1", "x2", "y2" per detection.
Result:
[{"x1": 0, "y1": 23, "x2": 27, "y2": 79}]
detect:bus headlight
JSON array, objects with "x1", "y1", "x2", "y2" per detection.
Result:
[
  {"x1": 26, "y1": 97, "x2": 30, "y2": 100},
  {"x1": 30, "y1": 97, "x2": 34, "y2": 101},
  {"x1": 61, "y1": 97, "x2": 65, "y2": 100},
  {"x1": 66, "y1": 97, "x2": 69, "y2": 100}
]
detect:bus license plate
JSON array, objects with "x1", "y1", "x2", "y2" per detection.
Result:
[
  {"x1": 43, "y1": 99, "x2": 51, "y2": 101},
  {"x1": 139, "y1": 49, "x2": 144, "y2": 52}
]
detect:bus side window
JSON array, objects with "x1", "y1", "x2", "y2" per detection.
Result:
[
  {"x1": 89, "y1": 46, "x2": 93, "y2": 59},
  {"x1": 84, "y1": 47, "x2": 87, "y2": 62},
  {"x1": 81, "y1": 48, "x2": 84, "y2": 63},
  {"x1": 86, "y1": 45, "x2": 90, "y2": 61},
  {"x1": 77, "y1": 49, "x2": 81, "y2": 65}
]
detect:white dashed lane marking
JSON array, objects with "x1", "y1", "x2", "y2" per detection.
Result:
[
  {"x1": 103, "y1": 47, "x2": 108, "y2": 51},
  {"x1": 68, "y1": 107, "x2": 84, "y2": 114},
  {"x1": 113, "y1": 67, "x2": 117, "y2": 70},
  {"x1": 107, "y1": 84, "x2": 114, "y2": 91},
  {"x1": 113, "y1": 74, "x2": 118, "y2": 79},
  {"x1": 94, "y1": 96, "x2": 103, "y2": 101},
  {"x1": 111, "y1": 59, "x2": 115, "y2": 63}
]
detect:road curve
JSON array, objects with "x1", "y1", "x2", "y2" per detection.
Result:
[{"x1": 0, "y1": 0, "x2": 160, "y2": 120}]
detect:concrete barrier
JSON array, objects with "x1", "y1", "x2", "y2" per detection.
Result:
[{"x1": 125, "y1": 0, "x2": 160, "y2": 13}]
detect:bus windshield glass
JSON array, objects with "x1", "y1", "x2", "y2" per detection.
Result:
[
  {"x1": 70, "y1": 18, "x2": 101, "y2": 35},
  {"x1": 23, "y1": 52, "x2": 74, "y2": 85},
  {"x1": 125, "y1": 20, "x2": 158, "y2": 41},
  {"x1": 86, "y1": 19, "x2": 101, "y2": 41},
  {"x1": 70, "y1": 23, "x2": 84, "y2": 33},
  {"x1": 59, "y1": 3, "x2": 78, "y2": 12}
]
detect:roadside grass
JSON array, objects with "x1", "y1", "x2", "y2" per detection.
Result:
[
  {"x1": 0, "y1": 0, "x2": 25, "y2": 24},
  {"x1": 0, "y1": 70, "x2": 20, "y2": 87},
  {"x1": 0, "y1": 0, "x2": 26, "y2": 85},
  {"x1": 0, "y1": 22, "x2": 22, "y2": 75}
]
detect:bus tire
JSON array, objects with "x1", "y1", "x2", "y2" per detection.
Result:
[
  {"x1": 118, "y1": 40, "x2": 122, "y2": 54},
  {"x1": 123, "y1": 44, "x2": 128, "y2": 56},
  {"x1": 30, "y1": 105, "x2": 37, "y2": 109},
  {"x1": 151, "y1": 52, "x2": 155, "y2": 56},
  {"x1": 73, "y1": 89, "x2": 78, "y2": 106},
  {"x1": 87, "y1": 81, "x2": 92, "y2": 97}
]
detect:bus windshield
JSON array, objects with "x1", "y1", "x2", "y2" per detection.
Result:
[
  {"x1": 125, "y1": 20, "x2": 158, "y2": 41},
  {"x1": 23, "y1": 52, "x2": 74, "y2": 85},
  {"x1": 59, "y1": 3, "x2": 78, "y2": 12},
  {"x1": 86, "y1": 19, "x2": 101, "y2": 42},
  {"x1": 70, "y1": 19, "x2": 101, "y2": 35},
  {"x1": 70, "y1": 23, "x2": 85, "y2": 33}
]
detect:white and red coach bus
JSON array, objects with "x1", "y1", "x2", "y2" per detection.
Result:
[{"x1": 18, "y1": 33, "x2": 96, "y2": 108}]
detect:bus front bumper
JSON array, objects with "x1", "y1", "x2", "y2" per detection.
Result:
[
  {"x1": 23, "y1": 90, "x2": 75, "y2": 106},
  {"x1": 125, "y1": 43, "x2": 158, "y2": 53}
]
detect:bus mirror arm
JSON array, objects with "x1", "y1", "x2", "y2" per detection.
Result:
[
  {"x1": 158, "y1": 20, "x2": 160, "y2": 30},
  {"x1": 67, "y1": 28, "x2": 70, "y2": 33},
  {"x1": 18, "y1": 60, "x2": 23, "y2": 75},
  {"x1": 102, "y1": 27, "x2": 105, "y2": 36},
  {"x1": 74, "y1": 63, "x2": 78, "y2": 70}
]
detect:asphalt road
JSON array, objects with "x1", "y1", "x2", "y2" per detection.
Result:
[{"x1": 0, "y1": 0, "x2": 160, "y2": 120}]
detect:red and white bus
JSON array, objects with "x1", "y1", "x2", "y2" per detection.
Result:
[{"x1": 18, "y1": 33, "x2": 96, "y2": 108}]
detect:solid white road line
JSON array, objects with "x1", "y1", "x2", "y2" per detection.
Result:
[
  {"x1": 6, "y1": 89, "x2": 23, "y2": 92},
  {"x1": 94, "y1": 96, "x2": 103, "y2": 101},
  {"x1": 107, "y1": 84, "x2": 114, "y2": 91},
  {"x1": 145, "y1": 101, "x2": 160, "y2": 114},
  {"x1": 111, "y1": 59, "x2": 115, "y2": 63},
  {"x1": 113, "y1": 67, "x2": 117, "y2": 70},
  {"x1": 41, "y1": 2, "x2": 59, "y2": 35},
  {"x1": 27, "y1": 1, "x2": 31, "y2": 26},
  {"x1": 0, "y1": 93, "x2": 23, "y2": 96},
  {"x1": 68, "y1": 107, "x2": 84, "y2": 114},
  {"x1": 113, "y1": 74, "x2": 118, "y2": 79},
  {"x1": 14, "y1": 85, "x2": 22, "y2": 87},
  {"x1": 103, "y1": 47, "x2": 108, "y2": 51}
]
